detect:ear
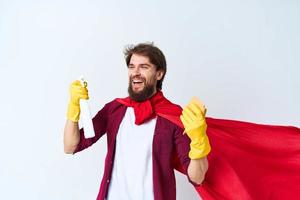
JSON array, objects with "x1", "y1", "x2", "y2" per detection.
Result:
[{"x1": 156, "y1": 70, "x2": 164, "y2": 81}]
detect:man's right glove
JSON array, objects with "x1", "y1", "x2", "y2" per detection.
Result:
[
  {"x1": 66, "y1": 80, "x2": 89, "y2": 122},
  {"x1": 180, "y1": 97, "x2": 211, "y2": 159}
]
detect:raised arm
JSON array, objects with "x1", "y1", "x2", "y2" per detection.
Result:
[
  {"x1": 63, "y1": 80, "x2": 89, "y2": 154},
  {"x1": 180, "y1": 97, "x2": 211, "y2": 184}
]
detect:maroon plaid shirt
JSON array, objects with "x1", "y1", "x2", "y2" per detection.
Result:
[{"x1": 73, "y1": 100, "x2": 194, "y2": 200}]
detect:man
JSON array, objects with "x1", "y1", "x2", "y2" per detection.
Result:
[{"x1": 64, "y1": 43, "x2": 211, "y2": 200}]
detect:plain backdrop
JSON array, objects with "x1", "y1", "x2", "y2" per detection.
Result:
[{"x1": 0, "y1": 0, "x2": 299, "y2": 199}]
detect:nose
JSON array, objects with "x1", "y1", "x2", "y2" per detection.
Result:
[{"x1": 132, "y1": 66, "x2": 141, "y2": 76}]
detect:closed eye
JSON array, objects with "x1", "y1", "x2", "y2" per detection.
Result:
[
  {"x1": 128, "y1": 65, "x2": 135, "y2": 69},
  {"x1": 141, "y1": 64, "x2": 150, "y2": 69}
]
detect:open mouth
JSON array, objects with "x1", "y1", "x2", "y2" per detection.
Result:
[
  {"x1": 131, "y1": 80, "x2": 144, "y2": 91},
  {"x1": 132, "y1": 80, "x2": 143, "y2": 85},
  {"x1": 131, "y1": 78, "x2": 144, "y2": 85}
]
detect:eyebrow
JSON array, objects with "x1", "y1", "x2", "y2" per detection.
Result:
[{"x1": 128, "y1": 63, "x2": 152, "y2": 67}]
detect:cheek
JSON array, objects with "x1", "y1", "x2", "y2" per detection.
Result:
[
  {"x1": 128, "y1": 71, "x2": 133, "y2": 79},
  {"x1": 146, "y1": 74, "x2": 157, "y2": 84},
  {"x1": 142, "y1": 73, "x2": 151, "y2": 82}
]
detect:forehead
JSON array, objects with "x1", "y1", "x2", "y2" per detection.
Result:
[{"x1": 130, "y1": 54, "x2": 152, "y2": 65}]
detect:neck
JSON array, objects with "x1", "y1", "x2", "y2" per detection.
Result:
[{"x1": 148, "y1": 88, "x2": 158, "y2": 99}]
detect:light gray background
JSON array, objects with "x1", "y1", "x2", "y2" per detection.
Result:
[{"x1": 0, "y1": 0, "x2": 299, "y2": 199}]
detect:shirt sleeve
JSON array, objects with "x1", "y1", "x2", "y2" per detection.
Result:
[
  {"x1": 73, "y1": 103, "x2": 109, "y2": 154},
  {"x1": 173, "y1": 125, "x2": 202, "y2": 187}
]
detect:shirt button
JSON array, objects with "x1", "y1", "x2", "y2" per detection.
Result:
[{"x1": 107, "y1": 179, "x2": 110, "y2": 183}]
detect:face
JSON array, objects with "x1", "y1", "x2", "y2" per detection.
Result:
[{"x1": 128, "y1": 54, "x2": 164, "y2": 102}]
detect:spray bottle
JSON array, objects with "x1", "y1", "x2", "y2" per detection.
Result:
[{"x1": 78, "y1": 76, "x2": 95, "y2": 138}]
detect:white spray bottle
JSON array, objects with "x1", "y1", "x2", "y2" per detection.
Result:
[{"x1": 78, "y1": 76, "x2": 95, "y2": 138}]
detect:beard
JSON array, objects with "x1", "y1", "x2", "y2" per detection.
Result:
[{"x1": 128, "y1": 76, "x2": 156, "y2": 102}]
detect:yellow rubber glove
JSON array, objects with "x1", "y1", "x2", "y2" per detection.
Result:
[
  {"x1": 180, "y1": 97, "x2": 211, "y2": 159},
  {"x1": 67, "y1": 80, "x2": 89, "y2": 122}
]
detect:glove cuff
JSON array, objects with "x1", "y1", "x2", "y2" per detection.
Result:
[
  {"x1": 67, "y1": 102, "x2": 80, "y2": 122},
  {"x1": 189, "y1": 135, "x2": 211, "y2": 159}
]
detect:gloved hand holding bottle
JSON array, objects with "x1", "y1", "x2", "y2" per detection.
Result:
[
  {"x1": 180, "y1": 97, "x2": 211, "y2": 159},
  {"x1": 67, "y1": 80, "x2": 89, "y2": 122}
]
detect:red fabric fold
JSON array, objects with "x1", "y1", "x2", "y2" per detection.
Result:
[
  {"x1": 200, "y1": 118, "x2": 300, "y2": 200},
  {"x1": 116, "y1": 91, "x2": 300, "y2": 200}
]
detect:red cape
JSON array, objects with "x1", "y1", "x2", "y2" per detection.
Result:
[{"x1": 116, "y1": 93, "x2": 300, "y2": 200}]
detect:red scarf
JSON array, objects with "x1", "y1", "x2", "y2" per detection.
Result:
[
  {"x1": 116, "y1": 90, "x2": 184, "y2": 127},
  {"x1": 116, "y1": 91, "x2": 300, "y2": 200}
]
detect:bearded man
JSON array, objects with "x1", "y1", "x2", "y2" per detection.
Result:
[{"x1": 64, "y1": 43, "x2": 211, "y2": 200}]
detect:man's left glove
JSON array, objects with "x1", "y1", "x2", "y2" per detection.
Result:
[{"x1": 180, "y1": 97, "x2": 211, "y2": 159}]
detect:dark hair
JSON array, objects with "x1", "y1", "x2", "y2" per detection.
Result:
[{"x1": 124, "y1": 42, "x2": 167, "y2": 90}]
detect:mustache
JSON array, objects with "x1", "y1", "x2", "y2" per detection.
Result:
[{"x1": 130, "y1": 76, "x2": 146, "y2": 82}]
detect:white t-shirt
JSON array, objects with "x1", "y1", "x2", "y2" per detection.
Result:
[{"x1": 106, "y1": 107, "x2": 156, "y2": 200}]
